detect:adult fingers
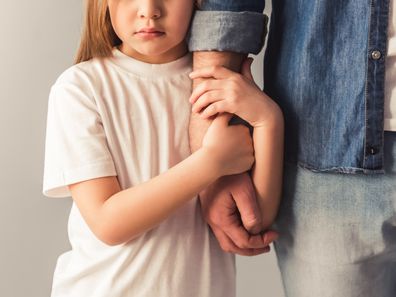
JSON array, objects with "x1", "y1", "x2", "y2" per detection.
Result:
[
  {"x1": 211, "y1": 226, "x2": 271, "y2": 256},
  {"x1": 231, "y1": 175, "x2": 263, "y2": 234},
  {"x1": 260, "y1": 230, "x2": 279, "y2": 247},
  {"x1": 217, "y1": 173, "x2": 262, "y2": 234},
  {"x1": 224, "y1": 224, "x2": 271, "y2": 250}
]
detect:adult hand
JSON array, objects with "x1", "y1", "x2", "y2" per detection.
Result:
[{"x1": 200, "y1": 173, "x2": 278, "y2": 256}]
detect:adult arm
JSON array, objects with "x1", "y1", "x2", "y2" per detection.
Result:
[
  {"x1": 189, "y1": 59, "x2": 284, "y2": 231},
  {"x1": 188, "y1": 1, "x2": 278, "y2": 255}
]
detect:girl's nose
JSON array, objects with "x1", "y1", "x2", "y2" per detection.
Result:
[{"x1": 138, "y1": 2, "x2": 161, "y2": 19}]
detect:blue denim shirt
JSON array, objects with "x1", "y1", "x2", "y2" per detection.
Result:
[{"x1": 189, "y1": 0, "x2": 391, "y2": 174}]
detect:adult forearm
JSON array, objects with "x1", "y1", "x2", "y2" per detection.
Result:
[
  {"x1": 251, "y1": 112, "x2": 284, "y2": 229},
  {"x1": 189, "y1": 51, "x2": 245, "y2": 152}
]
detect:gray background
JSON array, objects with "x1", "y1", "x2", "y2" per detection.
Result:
[{"x1": 0, "y1": 1, "x2": 285, "y2": 296}]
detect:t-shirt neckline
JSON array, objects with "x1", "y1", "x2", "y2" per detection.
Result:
[{"x1": 110, "y1": 48, "x2": 192, "y2": 77}]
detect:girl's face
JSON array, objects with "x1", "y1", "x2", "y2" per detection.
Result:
[{"x1": 108, "y1": 0, "x2": 194, "y2": 64}]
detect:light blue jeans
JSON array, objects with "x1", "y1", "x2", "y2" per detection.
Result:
[{"x1": 274, "y1": 131, "x2": 396, "y2": 297}]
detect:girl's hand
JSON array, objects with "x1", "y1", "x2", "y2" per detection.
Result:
[
  {"x1": 189, "y1": 58, "x2": 281, "y2": 128},
  {"x1": 202, "y1": 113, "x2": 254, "y2": 177}
]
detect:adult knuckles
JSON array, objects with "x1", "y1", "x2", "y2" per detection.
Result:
[
  {"x1": 235, "y1": 240, "x2": 249, "y2": 249},
  {"x1": 217, "y1": 239, "x2": 230, "y2": 252},
  {"x1": 207, "y1": 209, "x2": 224, "y2": 226},
  {"x1": 221, "y1": 245, "x2": 233, "y2": 253},
  {"x1": 244, "y1": 218, "x2": 261, "y2": 231}
]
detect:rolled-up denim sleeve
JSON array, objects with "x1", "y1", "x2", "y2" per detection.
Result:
[{"x1": 188, "y1": 1, "x2": 268, "y2": 55}]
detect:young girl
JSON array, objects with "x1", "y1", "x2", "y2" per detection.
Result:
[{"x1": 43, "y1": 0, "x2": 283, "y2": 296}]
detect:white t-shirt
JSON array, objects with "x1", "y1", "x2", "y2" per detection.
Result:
[
  {"x1": 43, "y1": 49, "x2": 235, "y2": 297},
  {"x1": 385, "y1": 0, "x2": 396, "y2": 131}
]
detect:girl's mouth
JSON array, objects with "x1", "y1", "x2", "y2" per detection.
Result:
[{"x1": 135, "y1": 28, "x2": 165, "y2": 38}]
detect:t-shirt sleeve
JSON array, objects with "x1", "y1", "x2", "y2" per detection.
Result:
[{"x1": 42, "y1": 79, "x2": 116, "y2": 198}]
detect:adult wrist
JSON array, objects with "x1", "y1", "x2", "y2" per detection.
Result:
[{"x1": 193, "y1": 51, "x2": 246, "y2": 73}]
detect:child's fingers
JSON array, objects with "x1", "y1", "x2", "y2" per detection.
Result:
[
  {"x1": 189, "y1": 79, "x2": 225, "y2": 104},
  {"x1": 191, "y1": 90, "x2": 224, "y2": 113},
  {"x1": 200, "y1": 102, "x2": 227, "y2": 119},
  {"x1": 189, "y1": 65, "x2": 235, "y2": 80}
]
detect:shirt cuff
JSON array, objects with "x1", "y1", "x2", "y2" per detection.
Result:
[{"x1": 188, "y1": 11, "x2": 268, "y2": 55}]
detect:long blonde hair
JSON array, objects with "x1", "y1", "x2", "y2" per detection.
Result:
[
  {"x1": 75, "y1": 0, "x2": 121, "y2": 64},
  {"x1": 75, "y1": 0, "x2": 202, "y2": 64}
]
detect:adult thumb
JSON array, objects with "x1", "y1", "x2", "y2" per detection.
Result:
[
  {"x1": 241, "y1": 57, "x2": 254, "y2": 82},
  {"x1": 232, "y1": 176, "x2": 263, "y2": 234}
]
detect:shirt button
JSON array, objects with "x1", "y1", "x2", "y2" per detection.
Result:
[
  {"x1": 371, "y1": 50, "x2": 382, "y2": 60},
  {"x1": 368, "y1": 147, "x2": 378, "y2": 155}
]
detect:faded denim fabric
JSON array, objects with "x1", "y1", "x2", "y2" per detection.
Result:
[
  {"x1": 188, "y1": 11, "x2": 267, "y2": 55},
  {"x1": 274, "y1": 132, "x2": 396, "y2": 297},
  {"x1": 198, "y1": 0, "x2": 265, "y2": 12},
  {"x1": 189, "y1": 2, "x2": 396, "y2": 297},
  {"x1": 189, "y1": 0, "x2": 266, "y2": 54},
  {"x1": 189, "y1": 0, "x2": 391, "y2": 174}
]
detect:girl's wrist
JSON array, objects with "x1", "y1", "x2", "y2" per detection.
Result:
[
  {"x1": 194, "y1": 147, "x2": 223, "y2": 180},
  {"x1": 252, "y1": 101, "x2": 283, "y2": 129}
]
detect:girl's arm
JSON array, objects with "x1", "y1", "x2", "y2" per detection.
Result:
[
  {"x1": 250, "y1": 108, "x2": 284, "y2": 229},
  {"x1": 69, "y1": 114, "x2": 254, "y2": 246},
  {"x1": 189, "y1": 58, "x2": 284, "y2": 230}
]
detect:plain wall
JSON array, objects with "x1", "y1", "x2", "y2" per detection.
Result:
[{"x1": 0, "y1": 1, "x2": 285, "y2": 296}]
